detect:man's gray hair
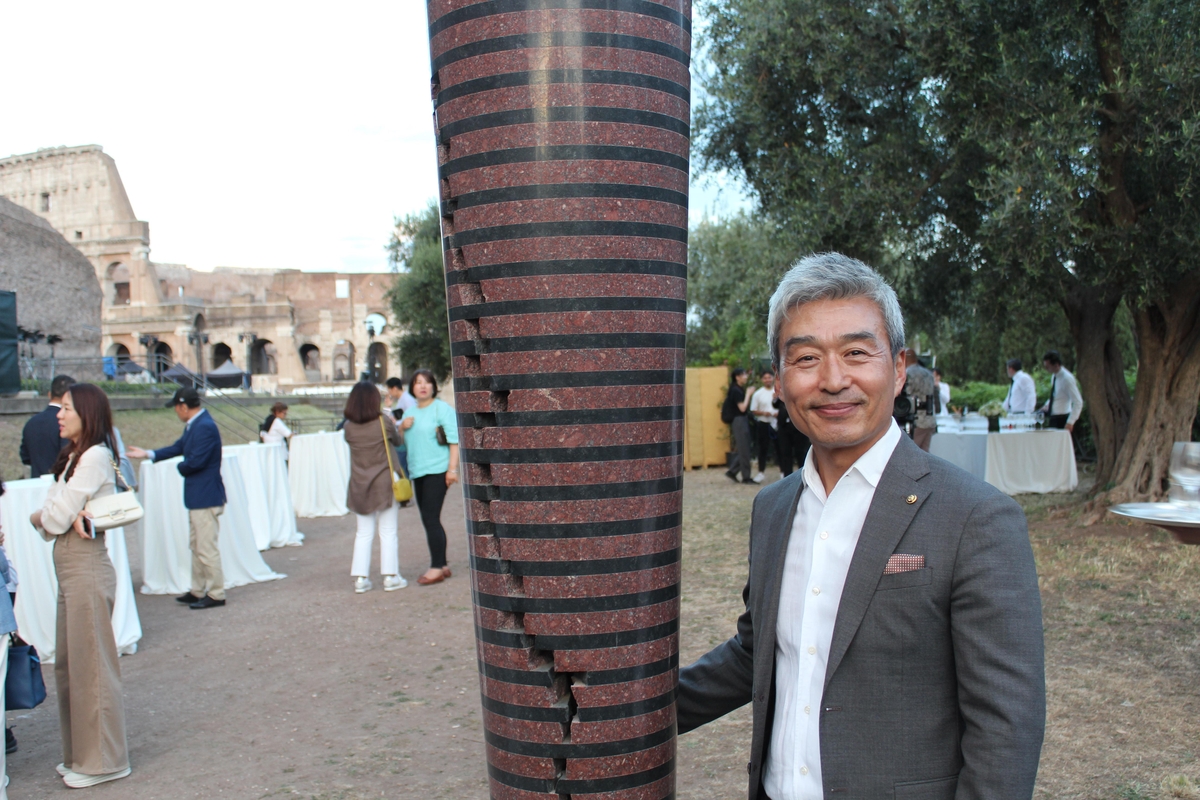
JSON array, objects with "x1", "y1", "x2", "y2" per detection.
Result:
[{"x1": 767, "y1": 252, "x2": 906, "y2": 369}]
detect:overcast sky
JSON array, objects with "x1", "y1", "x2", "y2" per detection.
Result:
[{"x1": 2, "y1": 1, "x2": 751, "y2": 274}]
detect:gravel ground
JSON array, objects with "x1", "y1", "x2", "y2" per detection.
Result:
[
  {"x1": 6, "y1": 488, "x2": 489, "y2": 800},
  {"x1": 6, "y1": 465, "x2": 1197, "y2": 799}
]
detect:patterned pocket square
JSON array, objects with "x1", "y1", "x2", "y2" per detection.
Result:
[{"x1": 884, "y1": 554, "x2": 926, "y2": 574}]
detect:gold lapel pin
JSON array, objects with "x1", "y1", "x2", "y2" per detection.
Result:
[{"x1": 906, "y1": 494, "x2": 918, "y2": 504}]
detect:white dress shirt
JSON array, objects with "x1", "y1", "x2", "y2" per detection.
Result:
[
  {"x1": 764, "y1": 420, "x2": 902, "y2": 799},
  {"x1": 1043, "y1": 367, "x2": 1084, "y2": 425},
  {"x1": 1002, "y1": 370, "x2": 1037, "y2": 415},
  {"x1": 750, "y1": 387, "x2": 778, "y2": 430}
]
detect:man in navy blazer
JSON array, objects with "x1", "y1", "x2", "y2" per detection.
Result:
[
  {"x1": 19, "y1": 374, "x2": 73, "y2": 477},
  {"x1": 128, "y1": 388, "x2": 228, "y2": 610}
]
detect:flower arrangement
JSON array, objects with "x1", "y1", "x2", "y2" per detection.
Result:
[{"x1": 977, "y1": 400, "x2": 1007, "y2": 418}]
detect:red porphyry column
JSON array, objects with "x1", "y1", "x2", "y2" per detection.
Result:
[{"x1": 425, "y1": 1, "x2": 691, "y2": 797}]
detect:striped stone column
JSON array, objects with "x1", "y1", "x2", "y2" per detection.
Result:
[{"x1": 425, "y1": 1, "x2": 690, "y2": 797}]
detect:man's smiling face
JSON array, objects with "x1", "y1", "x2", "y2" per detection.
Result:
[{"x1": 775, "y1": 296, "x2": 905, "y2": 458}]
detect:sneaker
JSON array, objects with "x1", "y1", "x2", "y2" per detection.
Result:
[
  {"x1": 56, "y1": 763, "x2": 70, "y2": 777},
  {"x1": 63, "y1": 767, "x2": 131, "y2": 788},
  {"x1": 354, "y1": 577, "x2": 373, "y2": 593},
  {"x1": 753, "y1": 472, "x2": 765, "y2": 483},
  {"x1": 383, "y1": 575, "x2": 407, "y2": 591}
]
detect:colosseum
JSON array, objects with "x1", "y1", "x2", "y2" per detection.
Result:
[{"x1": 0, "y1": 144, "x2": 399, "y2": 389}]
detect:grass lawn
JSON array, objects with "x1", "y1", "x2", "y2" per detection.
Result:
[
  {"x1": 676, "y1": 466, "x2": 1200, "y2": 800},
  {"x1": 0, "y1": 401, "x2": 339, "y2": 484}
]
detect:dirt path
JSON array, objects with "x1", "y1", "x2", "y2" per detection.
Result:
[
  {"x1": 7, "y1": 488, "x2": 491, "y2": 800},
  {"x1": 13, "y1": 465, "x2": 1187, "y2": 799}
]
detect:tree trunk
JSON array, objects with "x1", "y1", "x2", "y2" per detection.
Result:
[
  {"x1": 1060, "y1": 283, "x2": 1132, "y2": 489},
  {"x1": 1095, "y1": 272, "x2": 1200, "y2": 509}
]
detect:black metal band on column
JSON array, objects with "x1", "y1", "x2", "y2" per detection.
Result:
[{"x1": 425, "y1": 1, "x2": 690, "y2": 797}]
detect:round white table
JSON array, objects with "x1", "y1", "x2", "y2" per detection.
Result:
[
  {"x1": 223, "y1": 442, "x2": 302, "y2": 549},
  {"x1": 0, "y1": 477, "x2": 143, "y2": 663},
  {"x1": 138, "y1": 453, "x2": 287, "y2": 596},
  {"x1": 288, "y1": 431, "x2": 351, "y2": 517}
]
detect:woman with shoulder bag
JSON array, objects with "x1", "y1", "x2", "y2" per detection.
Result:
[
  {"x1": 399, "y1": 370, "x2": 459, "y2": 586},
  {"x1": 29, "y1": 383, "x2": 130, "y2": 789},
  {"x1": 342, "y1": 382, "x2": 406, "y2": 593}
]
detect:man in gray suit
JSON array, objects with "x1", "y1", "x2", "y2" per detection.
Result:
[{"x1": 677, "y1": 253, "x2": 1045, "y2": 799}]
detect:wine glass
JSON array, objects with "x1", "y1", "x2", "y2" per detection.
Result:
[{"x1": 1168, "y1": 442, "x2": 1200, "y2": 509}]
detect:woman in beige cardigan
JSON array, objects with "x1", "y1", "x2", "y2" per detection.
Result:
[
  {"x1": 30, "y1": 383, "x2": 130, "y2": 789},
  {"x1": 342, "y1": 382, "x2": 406, "y2": 593}
]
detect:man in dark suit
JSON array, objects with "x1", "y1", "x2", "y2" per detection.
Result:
[
  {"x1": 19, "y1": 374, "x2": 73, "y2": 477},
  {"x1": 127, "y1": 388, "x2": 228, "y2": 610},
  {"x1": 677, "y1": 253, "x2": 1045, "y2": 799}
]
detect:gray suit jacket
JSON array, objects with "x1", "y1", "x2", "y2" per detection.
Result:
[{"x1": 677, "y1": 434, "x2": 1045, "y2": 799}]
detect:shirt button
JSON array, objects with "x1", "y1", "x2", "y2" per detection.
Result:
[
  {"x1": 804, "y1": 705, "x2": 810, "y2": 715},
  {"x1": 812, "y1": 586, "x2": 821, "y2": 595},
  {"x1": 820, "y1": 531, "x2": 829, "y2": 540},
  {"x1": 801, "y1": 766, "x2": 809, "y2": 776},
  {"x1": 808, "y1": 646, "x2": 816, "y2": 655}
]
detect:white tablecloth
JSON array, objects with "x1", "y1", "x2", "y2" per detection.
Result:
[
  {"x1": 288, "y1": 431, "x2": 351, "y2": 517},
  {"x1": 985, "y1": 430, "x2": 1078, "y2": 495},
  {"x1": 223, "y1": 443, "x2": 302, "y2": 549},
  {"x1": 0, "y1": 477, "x2": 142, "y2": 663},
  {"x1": 930, "y1": 431, "x2": 989, "y2": 481},
  {"x1": 138, "y1": 453, "x2": 287, "y2": 595},
  {"x1": 931, "y1": 430, "x2": 1078, "y2": 495}
]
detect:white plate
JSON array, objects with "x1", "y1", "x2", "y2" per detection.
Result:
[{"x1": 1109, "y1": 503, "x2": 1200, "y2": 529}]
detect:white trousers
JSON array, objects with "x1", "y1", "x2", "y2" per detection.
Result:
[{"x1": 351, "y1": 505, "x2": 399, "y2": 578}]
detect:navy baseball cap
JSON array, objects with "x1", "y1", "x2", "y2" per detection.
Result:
[{"x1": 166, "y1": 387, "x2": 202, "y2": 408}]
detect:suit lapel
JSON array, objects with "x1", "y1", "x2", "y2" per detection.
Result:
[
  {"x1": 823, "y1": 436, "x2": 932, "y2": 691},
  {"x1": 759, "y1": 474, "x2": 806, "y2": 657}
]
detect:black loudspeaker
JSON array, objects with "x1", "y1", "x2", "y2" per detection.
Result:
[{"x1": 0, "y1": 292, "x2": 19, "y2": 396}]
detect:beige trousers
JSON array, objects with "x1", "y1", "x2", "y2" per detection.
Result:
[
  {"x1": 189, "y1": 506, "x2": 225, "y2": 601},
  {"x1": 53, "y1": 531, "x2": 129, "y2": 776}
]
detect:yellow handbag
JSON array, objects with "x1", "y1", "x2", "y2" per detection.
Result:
[{"x1": 380, "y1": 416, "x2": 413, "y2": 503}]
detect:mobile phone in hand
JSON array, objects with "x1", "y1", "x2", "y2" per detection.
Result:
[{"x1": 83, "y1": 517, "x2": 96, "y2": 538}]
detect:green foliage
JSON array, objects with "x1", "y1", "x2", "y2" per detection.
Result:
[
  {"x1": 385, "y1": 203, "x2": 451, "y2": 379},
  {"x1": 949, "y1": 381, "x2": 1009, "y2": 413},
  {"x1": 695, "y1": 0, "x2": 1200, "y2": 378},
  {"x1": 686, "y1": 213, "x2": 799, "y2": 366},
  {"x1": 20, "y1": 378, "x2": 159, "y2": 396}
]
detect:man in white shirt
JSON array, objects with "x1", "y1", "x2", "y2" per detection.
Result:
[
  {"x1": 1040, "y1": 350, "x2": 1084, "y2": 432},
  {"x1": 677, "y1": 253, "x2": 1045, "y2": 800},
  {"x1": 749, "y1": 370, "x2": 779, "y2": 483},
  {"x1": 933, "y1": 367, "x2": 951, "y2": 417},
  {"x1": 1002, "y1": 358, "x2": 1038, "y2": 415},
  {"x1": 385, "y1": 377, "x2": 416, "y2": 418}
]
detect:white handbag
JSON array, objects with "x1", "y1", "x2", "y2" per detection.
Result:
[{"x1": 84, "y1": 455, "x2": 144, "y2": 531}]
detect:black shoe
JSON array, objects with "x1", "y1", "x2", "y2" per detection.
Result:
[
  {"x1": 6, "y1": 727, "x2": 16, "y2": 755},
  {"x1": 175, "y1": 592, "x2": 201, "y2": 604},
  {"x1": 741, "y1": 477, "x2": 757, "y2": 484},
  {"x1": 725, "y1": 470, "x2": 739, "y2": 483},
  {"x1": 189, "y1": 596, "x2": 226, "y2": 610}
]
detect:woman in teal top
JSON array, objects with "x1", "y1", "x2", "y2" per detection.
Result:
[{"x1": 399, "y1": 370, "x2": 459, "y2": 585}]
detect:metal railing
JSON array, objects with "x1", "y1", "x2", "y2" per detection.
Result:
[
  {"x1": 20, "y1": 355, "x2": 262, "y2": 442},
  {"x1": 18, "y1": 355, "x2": 345, "y2": 441}
]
